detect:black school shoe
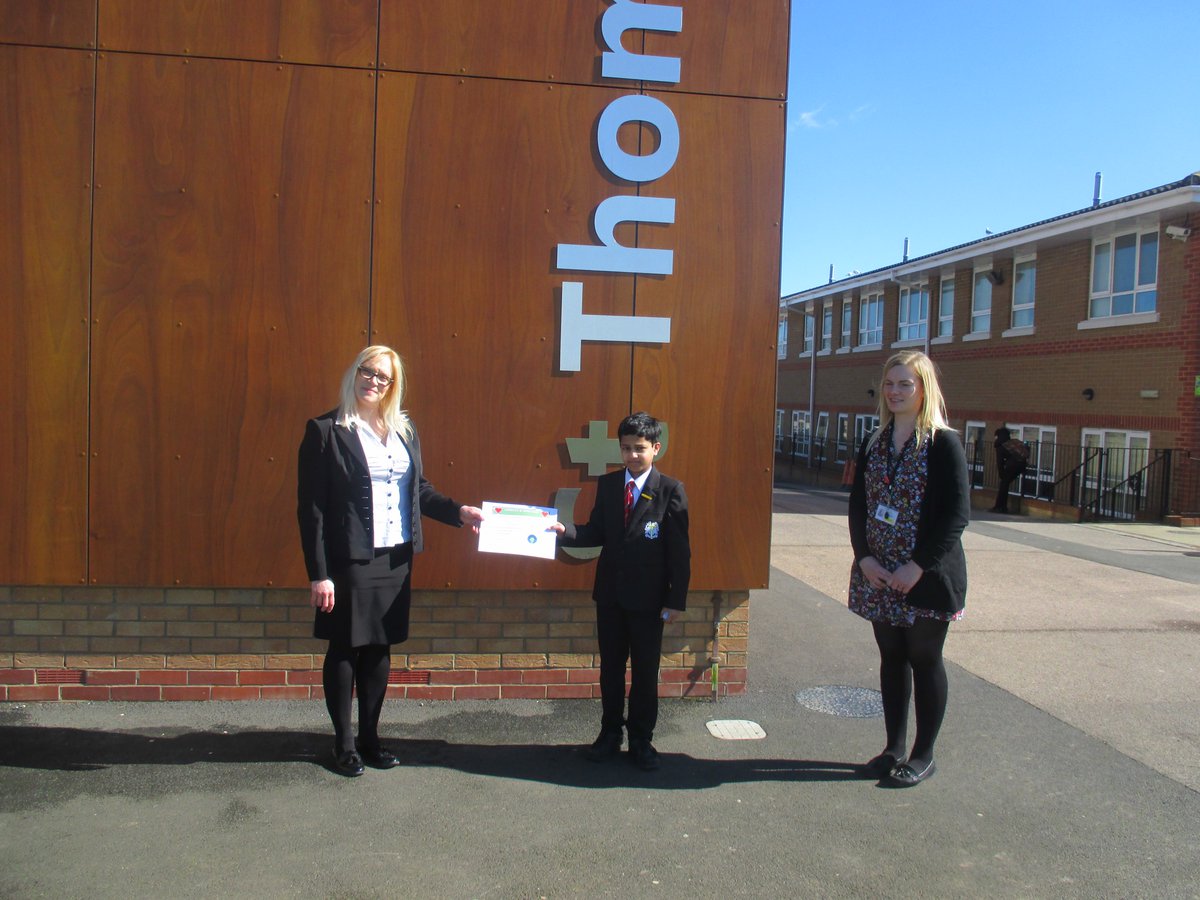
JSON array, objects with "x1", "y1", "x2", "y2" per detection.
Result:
[
  {"x1": 628, "y1": 738, "x2": 660, "y2": 771},
  {"x1": 332, "y1": 749, "x2": 365, "y2": 777},
  {"x1": 583, "y1": 730, "x2": 623, "y2": 761},
  {"x1": 357, "y1": 744, "x2": 401, "y2": 769}
]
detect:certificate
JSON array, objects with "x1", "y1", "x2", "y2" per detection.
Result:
[{"x1": 477, "y1": 501, "x2": 559, "y2": 559}]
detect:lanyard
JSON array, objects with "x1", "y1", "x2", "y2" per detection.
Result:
[{"x1": 882, "y1": 426, "x2": 910, "y2": 488}]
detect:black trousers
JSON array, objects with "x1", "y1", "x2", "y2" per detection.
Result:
[{"x1": 596, "y1": 603, "x2": 665, "y2": 741}]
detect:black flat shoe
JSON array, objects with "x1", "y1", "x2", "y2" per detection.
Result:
[
  {"x1": 887, "y1": 759, "x2": 936, "y2": 787},
  {"x1": 583, "y1": 730, "x2": 623, "y2": 762},
  {"x1": 358, "y1": 746, "x2": 400, "y2": 769},
  {"x1": 861, "y1": 752, "x2": 905, "y2": 780},
  {"x1": 333, "y1": 750, "x2": 365, "y2": 777},
  {"x1": 628, "y1": 738, "x2": 660, "y2": 771}
]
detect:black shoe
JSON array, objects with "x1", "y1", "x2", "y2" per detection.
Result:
[
  {"x1": 887, "y1": 759, "x2": 936, "y2": 787},
  {"x1": 628, "y1": 738, "x2": 660, "y2": 771},
  {"x1": 332, "y1": 749, "x2": 365, "y2": 777},
  {"x1": 861, "y1": 752, "x2": 905, "y2": 780},
  {"x1": 358, "y1": 745, "x2": 400, "y2": 769},
  {"x1": 583, "y1": 730, "x2": 623, "y2": 761}
]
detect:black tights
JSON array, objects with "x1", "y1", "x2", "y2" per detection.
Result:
[
  {"x1": 872, "y1": 619, "x2": 949, "y2": 768},
  {"x1": 323, "y1": 642, "x2": 391, "y2": 754}
]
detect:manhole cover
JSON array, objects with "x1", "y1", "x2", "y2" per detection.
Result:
[
  {"x1": 706, "y1": 719, "x2": 766, "y2": 740},
  {"x1": 794, "y1": 685, "x2": 883, "y2": 718}
]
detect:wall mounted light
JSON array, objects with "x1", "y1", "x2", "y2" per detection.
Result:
[
  {"x1": 1082, "y1": 388, "x2": 1095, "y2": 401},
  {"x1": 867, "y1": 388, "x2": 875, "y2": 398}
]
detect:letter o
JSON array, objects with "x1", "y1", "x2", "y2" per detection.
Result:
[{"x1": 596, "y1": 95, "x2": 680, "y2": 184}]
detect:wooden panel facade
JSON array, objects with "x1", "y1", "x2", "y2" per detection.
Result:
[
  {"x1": 371, "y1": 73, "x2": 635, "y2": 591},
  {"x1": 632, "y1": 91, "x2": 786, "y2": 589},
  {"x1": 98, "y1": 0, "x2": 378, "y2": 67},
  {"x1": 89, "y1": 54, "x2": 375, "y2": 586},
  {"x1": 2, "y1": 1, "x2": 790, "y2": 592},
  {"x1": 0, "y1": 0, "x2": 96, "y2": 48},
  {"x1": 0, "y1": 45, "x2": 93, "y2": 584},
  {"x1": 379, "y1": 0, "x2": 608, "y2": 84}
]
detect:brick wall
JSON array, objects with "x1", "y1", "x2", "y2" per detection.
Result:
[
  {"x1": 777, "y1": 227, "x2": 1195, "y2": 455},
  {"x1": 0, "y1": 586, "x2": 749, "y2": 701}
]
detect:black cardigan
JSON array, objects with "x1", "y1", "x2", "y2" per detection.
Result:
[{"x1": 848, "y1": 427, "x2": 970, "y2": 614}]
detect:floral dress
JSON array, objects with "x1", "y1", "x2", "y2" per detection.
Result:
[{"x1": 849, "y1": 426, "x2": 963, "y2": 627}]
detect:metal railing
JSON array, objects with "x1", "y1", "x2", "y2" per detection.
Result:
[{"x1": 774, "y1": 435, "x2": 1193, "y2": 520}]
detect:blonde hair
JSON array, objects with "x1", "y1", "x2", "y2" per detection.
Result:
[
  {"x1": 336, "y1": 345, "x2": 414, "y2": 442},
  {"x1": 866, "y1": 350, "x2": 950, "y2": 451}
]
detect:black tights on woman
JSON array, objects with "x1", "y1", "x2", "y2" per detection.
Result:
[
  {"x1": 323, "y1": 642, "x2": 391, "y2": 754},
  {"x1": 872, "y1": 618, "x2": 949, "y2": 769}
]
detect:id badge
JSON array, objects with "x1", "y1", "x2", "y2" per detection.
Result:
[{"x1": 874, "y1": 503, "x2": 899, "y2": 526}]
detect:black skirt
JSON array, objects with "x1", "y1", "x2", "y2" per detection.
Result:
[{"x1": 314, "y1": 544, "x2": 414, "y2": 647}]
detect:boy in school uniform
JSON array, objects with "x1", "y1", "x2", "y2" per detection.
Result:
[{"x1": 552, "y1": 412, "x2": 691, "y2": 771}]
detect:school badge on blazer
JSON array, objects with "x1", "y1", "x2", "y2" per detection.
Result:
[{"x1": 643, "y1": 521, "x2": 661, "y2": 539}]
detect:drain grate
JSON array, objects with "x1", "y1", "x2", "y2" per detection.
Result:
[
  {"x1": 795, "y1": 685, "x2": 883, "y2": 718},
  {"x1": 706, "y1": 719, "x2": 766, "y2": 740}
]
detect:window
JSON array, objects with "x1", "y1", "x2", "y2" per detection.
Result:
[
  {"x1": 1012, "y1": 257, "x2": 1035, "y2": 328},
  {"x1": 964, "y1": 421, "x2": 986, "y2": 487},
  {"x1": 775, "y1": 409, "x2": 784, "y2": 452},
  {"x1": 971, "y1": 270, "x2": 992, "y2": 334},
  {"x1": 1090, "y1": 230, "x2": 1157, "y2": 318},
  {"x1": 792, "y1": 410, "x2": 811, "y2": 457},
  {"x1": 854, "y1": 414, "x2": 879, "y2": 452},
  {"x1": 820, "y1": 305, "x2": 833, "y2": 352},
  {"x1": 859, "y1": 294, "x2": 883, "y2": 346},
  {"x1": 897, "y1": 284, "x2": 928, "y2": 341},
  {"x1": 937, "y1": 277, "x2": 954, "y2": 338},
  {"x1": 802, "y1": 312, "x2": 814, "y2": 355},
  {"x1": 836, "y1": 413, "x2": 850, "y2": 462},
  {"x1": 841, "y1": 300, "x2": 853, "y2": 348},
  {"x1": 777, "y1": 316, "x2": 787, "y2": 360},
  {"x1": 815, "y1": 412, "x2": 829, "y2": 460},
  {"x1": 1081, "y1": 429, "x2": 1151, "y2": 519},
  {"x1": 1007, "y1": 423, "x2": 1056, "y2": 500}
]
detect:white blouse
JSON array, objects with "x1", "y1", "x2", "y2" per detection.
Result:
[{"x1": 354, "y1": 420, "x2": 414, "y2": 548}]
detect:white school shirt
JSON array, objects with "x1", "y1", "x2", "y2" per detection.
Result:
[{"x1": 354, "y1": 419, "x2": 414, "y2": 548}]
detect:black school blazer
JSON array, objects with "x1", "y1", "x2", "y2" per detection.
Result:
[
  {"x1": 297, "y1": 410, "x2": 462, "y2": 582},
  {"x1": 848, "y1": 427, "x2": 970, "y2": 614},
  {"x1": 560, "y1": 468, "x2": 691, "y2": 613}
]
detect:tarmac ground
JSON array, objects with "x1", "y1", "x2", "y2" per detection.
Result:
[{"x1": 2, "y1": 486, "x2": 1198, "y2": 899}]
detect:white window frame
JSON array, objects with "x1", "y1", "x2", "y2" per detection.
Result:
[
  {"x1": 1007, "y1": 254, "x2": 1036, "y2": 334},
  {"x1": 814, "y1": 411, "x2": 829, "y2": 460},
  {"x1": 820, "y1": 304, "x2": 833, "y2": 353},
  {"x1": 935, "y1": 275, "x2": 954, "y2": 342},
  {"x1": 962, "y1": 420, "x2": 987, "y2": 488},
  {"x1": 777, "y1": 316, "x2": 788, "y2": 360},
  {"x1": 1081, "y1": 428, "x2": 1152, "y2": 519},
  {"x1": 775, "y1": 409, "x2": 785, "y2": 452},
  {"x1": 835, "y1": 413, "x2": 850, "y2": 462},
  {"x1": 854, "y1": 414, "x2": 879, "y2": 452},
  {"x1": 839, "y1": 300, "x2": 852, "y2": 351},
  {"x1": 857, "y1": 293, "x2": 883, "y2": 348},
  {"x1": 801, "y1": 311, "x2": 814, "y2": 356},
  {"x1": 968, "y1": 268, "x2": 993, "y2": 337},
  {"x1": 1006, "y1": 422, "x2": 1056, "y2": 499},
  {"x1": 1088, "y1": 229, "x2": 1158, "y2": 321},
  {"x1": 792, "y1": 410, "x2": 811, "y2": 458},
  {"x1": 896, "y1": 283, "x2": 928, "y2": 343}
]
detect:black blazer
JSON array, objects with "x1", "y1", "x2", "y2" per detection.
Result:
[
  {"x1": 848, "y1": 427, "x2": 970, "y2": 614},
  {"x1": 561, "y1": 468, "x2": 691, "y2": 613},
  {"x1": 297, "y1": 410, "x2": 462, "y2": 582}
]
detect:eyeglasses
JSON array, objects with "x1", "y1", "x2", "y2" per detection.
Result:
[{"x1": 357, "y1": 366, "x2": 394, "y2": 387}]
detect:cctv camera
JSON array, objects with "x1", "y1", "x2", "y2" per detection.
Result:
[{"x1": 1165, "y1": 225, "x2": 1191, "y2": 240}]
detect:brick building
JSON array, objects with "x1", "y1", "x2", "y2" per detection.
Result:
[{"x1": 777, "y1": 172, "x2": 1200, "y2": 521}]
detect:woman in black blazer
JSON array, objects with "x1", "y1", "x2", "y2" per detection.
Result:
[
  {"x1": 848, "y1": 350, "x2": 969, "y2": 787},
  {"x1": 298, "y1": 345, "x2": 482, "y2": 776}
]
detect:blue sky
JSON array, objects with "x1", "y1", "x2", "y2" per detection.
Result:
[{"x1": 780, "y1": 1, "x2": 1200, "y2": 294}]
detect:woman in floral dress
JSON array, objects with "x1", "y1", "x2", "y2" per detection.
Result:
[{"x1": 848, "y1": 350, "x2": 970, "y2": 787}]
